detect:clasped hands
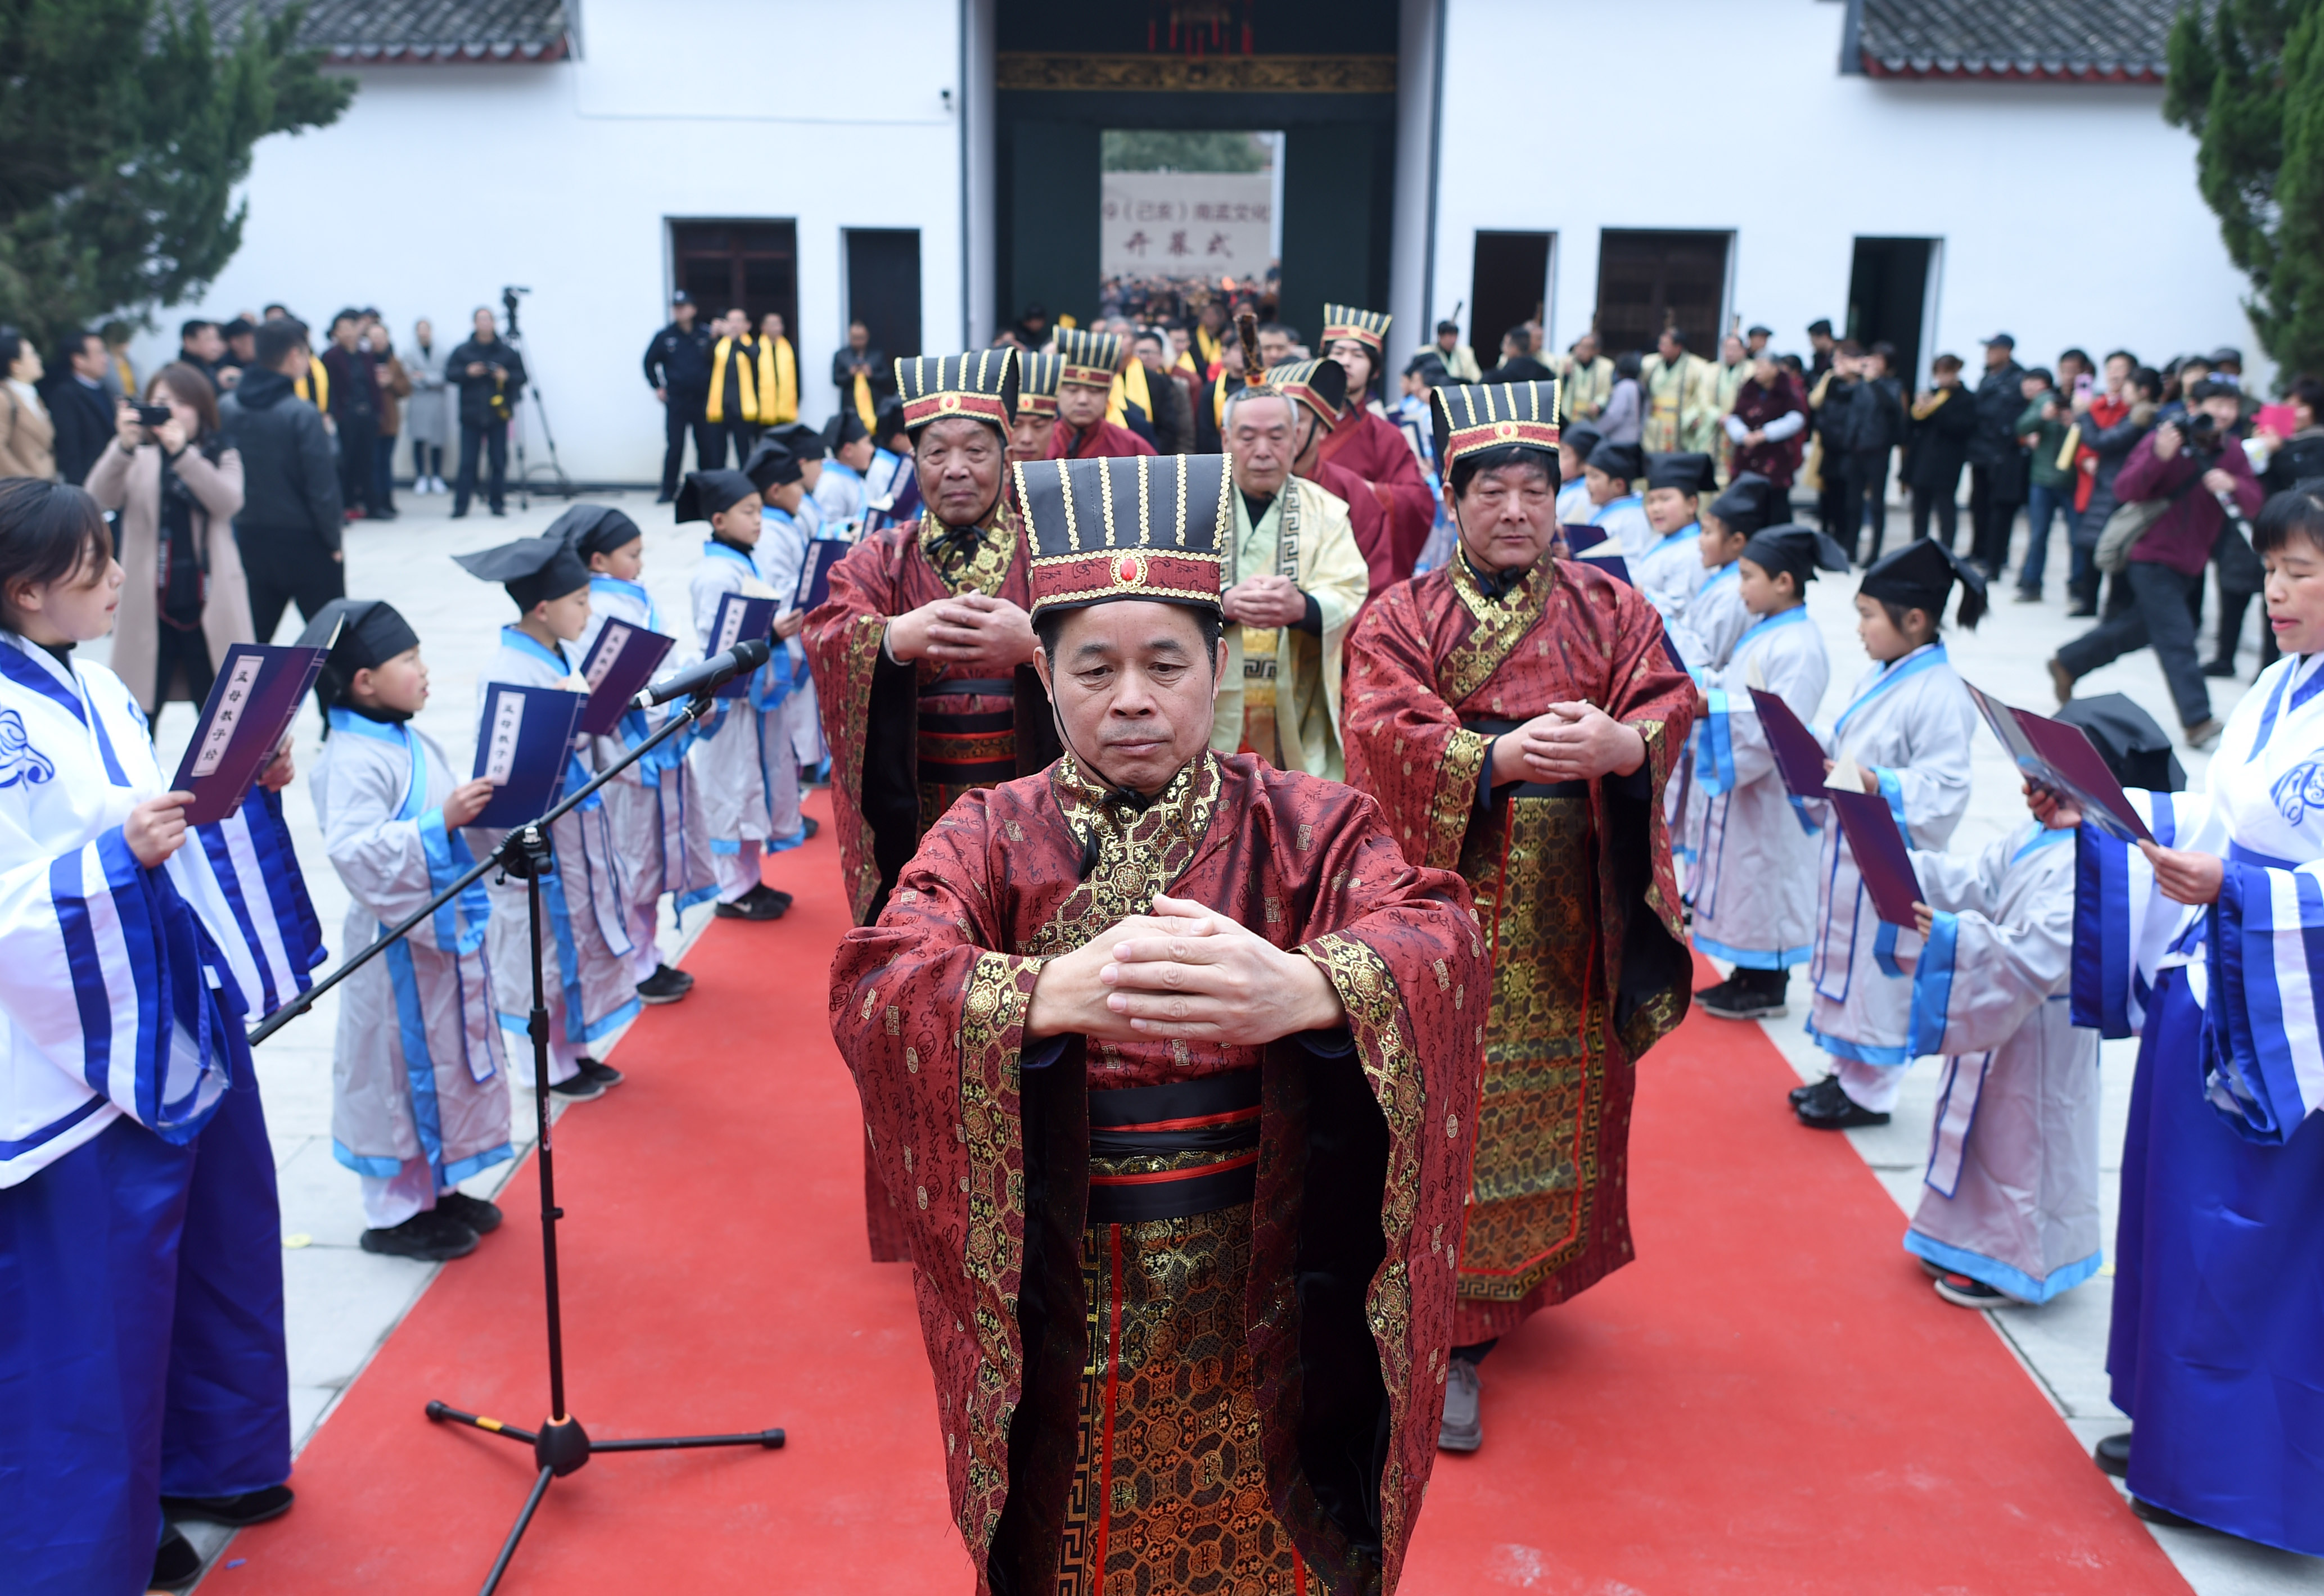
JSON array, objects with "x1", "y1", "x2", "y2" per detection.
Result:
[
  {"x1": 1221, "y1": 575, "x2": 1307, "y2": 629},
  {"x1": 1491, "y1": 702, "x2": 1646, "y2": 787},
  {"x1": 2023, "y1": 780, "x2": 2222, "y2": 905},
  {"x1": 1025, "y1": 892, "x2": 1346, "y2": 1045},
  {"x1": 886, "y1": 591, "x2": 1036, "y2": 668}
]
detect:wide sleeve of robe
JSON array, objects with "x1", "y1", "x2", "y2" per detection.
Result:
[
  {"x1": 2069, "y1": 788, "x2": 2209, "y2": 1043},
  {"x1": 804, "y1": 530, "x2": 917, "y2": 924},
  {"x1": 827, "y1": 773, "x2": 1484, "y2": 1592},
  {"x1": 1906, "y1": 830, "x2": 2076, "y2": 1058}
]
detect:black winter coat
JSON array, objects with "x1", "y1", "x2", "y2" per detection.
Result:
[
  {"x1": 1903, "y1": 386, "x2": 1977, "y2": 493},
  {"x1": 39, "y1": 376, "x2": 114, "y2": 486},
  {"x1": 1968, "y1": 360, "x2": 2030, "y2": 499},
  {"x1": 643, "y1": 321, "x2": 712, "y2": 393},
  {"x1": 448, "y1": 337, "x2": 526, "y2": 428},
  {"x1": 220, "y1": 369, "x2": 343, "y2": 547}
]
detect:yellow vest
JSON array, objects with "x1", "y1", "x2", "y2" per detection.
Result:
[
  {"x1": 757, "y1": 337, "x2": 798, "y2": 424},
  {"x1": 1107, "y1": 358, "x2": 1154, "y2": 429},
  {"x1": 707, "y1": 336, "x2": 759, "y2": 424}
]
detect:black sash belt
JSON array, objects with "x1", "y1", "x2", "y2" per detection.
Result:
[
  {"x1": 1463, "y1": 718, "x2": 1592, "y2": 801},
  {"x1": 919, "y1": 677, "x2": 1017, "y2": 698},
  {"x1": 1086, "y1": 1069, "x2": 1261, "y2": 1224}
]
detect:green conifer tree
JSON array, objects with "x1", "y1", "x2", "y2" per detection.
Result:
[
  {"x1": 2168, "y1": 0, "x2": 2324, "y2": 384},
  {"x1": 0, "y1": 0, "x2": 353, "y2": 345}
]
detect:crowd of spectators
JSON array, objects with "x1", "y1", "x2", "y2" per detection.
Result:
[{"x1": 0, "y1": 301, "x2": 528, "y2": 726}]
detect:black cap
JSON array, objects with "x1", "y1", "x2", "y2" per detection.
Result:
[
  {"x1": 296, "y1": 598, "x2": 418, "y2": 711},
  {"x1": 1984, "y1": 332, "x2": 2016, "y2": 349},
  {"x1": 1746, "y1": 324, "x2": 1772, "y2": 338},
  {"x1": 546, "y1": 504, "x2": 643, "y2": 562},
  {"x1": 1645, "y1": 452, "x2": 1717, "y2": 496},
  {"x1": 2054, "y1": 693, "x2": 2186, "y2": 793},
  {"x1": 452, "y1": 535, "x2": 592, "y2": 612},
  {"x1": 1739, "y1": 524, "x2": 1849, "y2": 591},
  {"x1": 1707, "y1": 472, "x2": 1782, "y2": 536},
  {"x1": 671, "y1": 290, "x2": 692, "y2": 305},
  {"x1": 743, "y1": 438, "x2": 802, "y2": 492},
  {"x1": 675, "y1": 469, "x2": 759, "y2": 525},
  {"x1": 1405, "y1": 351, "x2": 1450, "y2": 383},
  {"x1": 2210, "y1": 345, "x2": 2244, "y2": 367},
  {"x1": 1585, "y1": 439, "x2": 1644, "y2": 481},
  {"x1": 823, "y1": 408, "x2": 870, "y2": 451},
  {"x1": 1807, "y1": 318, "x2": 1834, "y2": 337},
  {"x1": 1860, "y1": 536, "x2": 1987, "y2": 630},
  {"x1": 766, "y1": 421, "x2": 825, "y2": 463}
]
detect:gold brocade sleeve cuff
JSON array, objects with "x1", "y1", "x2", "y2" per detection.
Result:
[{"x1": 1425, "y1": 728, "x2": 1492, "y2": 873}]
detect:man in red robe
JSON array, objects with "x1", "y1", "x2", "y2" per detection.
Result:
[
  {"x1": 831, "y1": 450, "x2": 1483, "y2": 1594},
  {"x1": 1342, "y1": 378, "x2": 1698, "y2": 1455},
  {"x1": 1317, "y1": 302, "x2": 1437, "y2": 583},
  {"x1": 1264, "y1": 356, "x2": 1394, "y2": 596},
  {"x1": 1048, "y1": 327, "x2": 1157, "y2": 460},
  {"x1": 805, "y1": 348, "x2": 1062, "y2": 1258}
]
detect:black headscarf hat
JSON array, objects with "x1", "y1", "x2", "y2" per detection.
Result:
[
  {"x1": 1860, "y1": 536, "x2": 1987, "y2": 630},
  {"x1": 1739, "y1": 524, "x2": 1851, "y2": 591},
  {"x1": 451, "y1": 534, "x2": 593, "y2": 612},
  {"x1": 674, "y1": 469, "x2": 760, "y2": 524},
  {"x1": 545, "y1": 503, "x2": 642, "y2": 561},
  {"x1": 296, "y1": 598, "x2": 419, "y2": 712}
]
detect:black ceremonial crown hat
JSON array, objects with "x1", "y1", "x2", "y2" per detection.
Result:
[
  {"x1": 1017, "y1": 351, "x2": 1063, "y2": 420},
  {"x1": 1262, "y1": 357, "x2": 1347, "y2": 426},
  {"x1": 1432, "y1": 381, "x2": 1562, "y2": 471},
  {"x1": 1320, "y1": 302, "x2": 1392, "y2": 354},
  {"x1": 895, "y1": 349, "x2": 1019, "y2": 434},
  {"x1": 1053, "y1": 327, "x2": 1123, "y2": 390},
  {"x1": 1012, "y1": 453, "x2": 1233, "y2": 619}
]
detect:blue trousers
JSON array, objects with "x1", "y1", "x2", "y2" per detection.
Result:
[
  {"x1": 2110, "y1": 969, "x2": 2324, "y2": 1554},
  {"x1": 0, "y1": 1078, "x2": 287, "y2": 1595},
  {"x1": 2018, "y1": 482, "x2": 2077, "y2": 595}
]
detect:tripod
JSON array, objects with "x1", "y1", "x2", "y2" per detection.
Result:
[
  {"x1": 249, "y1": 683, "x2": 783, "y2": 1594},
  {"x1": 498, "y1": 285, "x2": 574, "y2": 509}
]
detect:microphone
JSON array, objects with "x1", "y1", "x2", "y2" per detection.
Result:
[{"x1": 637, "y1": 638, "x2": 773, "y2": 706}]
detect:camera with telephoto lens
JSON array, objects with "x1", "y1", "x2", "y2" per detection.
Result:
[
  {"x1": 132, "y1": 403, "x2": 172, "y2": 428},
  {"x1": 2178, "y1": 411, "x2": 2225, "y2": 453}
]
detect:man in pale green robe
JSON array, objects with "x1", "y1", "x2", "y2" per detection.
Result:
[
  {"x1": 1642, "y1": 329, "x2": 1720, "y2": 453},
  {"x1": 1212, "y1": 386, "x2": 1370, "y2": 779}
]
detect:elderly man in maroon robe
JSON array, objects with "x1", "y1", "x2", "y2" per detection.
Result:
[
  {"x1": 1316, "y1": 303, "x2": 1437, "y2": 583},
  {"x1": 830, "y1": 450, "x2": 1484, "y2": 1595},
  {"x1": 1342, "y1": 379, "x2": 1698, "y2": 1455},
  {"x1": 807, "y1": 349, "x2": 1063, "y2": 1258}
]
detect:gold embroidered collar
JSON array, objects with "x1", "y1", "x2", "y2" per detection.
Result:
[
  {"x1": 917, "y1": 499, "x2": 1020, "y2": 598},
  {"x1": 1031, "y1": 749, "x2": 1222, "y2": 950}
]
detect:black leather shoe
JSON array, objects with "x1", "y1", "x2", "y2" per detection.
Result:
[
  {"x1": 637, "y1": 965, "x2": 692, "y2": 1003},
  {"x1": 360, "y1": 1209, "x2": 480, "y2": 1261},
  {"x1": 1794, "y1": 1075, "x2": 1890, "y2": 1129},
  {"x1": 2130, "y1": 1496, "x2": 2203, "y2": 1530},
  {"x1": 1789, "y1": 1073, "x2": 1835, "y2": 1108},
  {"x1": 161, "y1": 1484, "x2": 294, "y2": 1527},
  {"x1": 2095, "y1": 1432, "x2": 2131, "y2": 1478},
  {"x1": 152, "y1": 1526, "x2": 202, "y2": 1589},
  {"x1": 800, "y1": 815, "x2": 819, "y2": 839},
  {"x1": 434, "y1": 1191, "x2": 503, "y2": 1235}
]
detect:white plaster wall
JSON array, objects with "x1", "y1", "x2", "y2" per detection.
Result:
[
  {"x1": 1431, "y1": 0, "x2": 2269, "y2": 387},
  {"x1": 134, "y1": 0, "x2": 965, "y2": 485}
]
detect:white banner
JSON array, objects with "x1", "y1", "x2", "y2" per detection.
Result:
[{"x1": 1100, "y1": 172, "x2": 1273, "y2": 279}]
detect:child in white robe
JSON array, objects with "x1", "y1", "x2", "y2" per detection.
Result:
[
  {"x1": 301, "y1": 598, "x2": 509, "y2": 1260},
  {"x1": 1579, "y1": 437, "x2": 1653, "y2": 556},
  {"x1": 1633, "y1": 451, "x2": 1715, "y2": 623},
  {"x1": 743, "y1": 441, "x2": 824, "y2": 841},
  {"x1": 562, "y1": 504, "x2": 714, "y2": 1006},
  {"x1": 455, "y1": 533, "x2": 637, "y2": 1100},
  {"x1": 1667, "y1": 473, "x2": 1780, "y2": 675},
  {"x1": 1795, "y1": 537, "x2": 1983, "y2": 1129},
  {"x1": 1690, "y1": 525, "x2": 1848, "y2": 1020},
  {"x1": 679, "y1": 469, "x2": 804, "y2": 920},
  {"x1": 1554, "y1": 422, "x2": 1600, "y2": 530}
]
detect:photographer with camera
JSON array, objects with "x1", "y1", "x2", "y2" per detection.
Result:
[
  {"x1": 85, "y1": 364, "x2": 253, "y2": 724},
  {"x1": 2048, "y1": 378, "x2": 2262, "y2": 749},
  {"x1": 448, "y1": 304, "x2": 525, "y2": 518}
]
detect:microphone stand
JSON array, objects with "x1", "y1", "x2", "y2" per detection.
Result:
[{"x1": 247, "y1": 680, "x2": 784, "y2": 1594}]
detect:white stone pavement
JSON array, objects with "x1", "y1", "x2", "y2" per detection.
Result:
[{"x1": 116, "y1": 488, "x2": 2318, "y2": 1590}]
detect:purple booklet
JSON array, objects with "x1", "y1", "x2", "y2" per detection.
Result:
[
  {"x1": 172, "y1": 643, "x2": 330, "y2": 825},
  {"x1": 1747, "y1": 688, "x2": 1830, "y2": 800},
  {"x1": 795, "y1": 540, "x2": 849, "y2": 614},
  {"x1": 1563, "y1": 523, "x2": 1608, "y2": 554},
  {"x1": 1964, "y1": 681, "x2": 2152, "y2": 844},
  {"x1": 576, "y1": 619, "x2": 674, "y2": 736},
  {"x1": 707, "y1": 593, "x2": 779, "y2": 700},
  {"x1": 1827, "y1": 788, "x2": 1924, "y2": 927},
  {"x1": 469, "y1": 682, "x2": 588, "y2": 830}
]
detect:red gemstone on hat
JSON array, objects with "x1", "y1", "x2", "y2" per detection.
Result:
[{"x1": 1114, "y1": 554, "x2": 1141, "y2": 585}]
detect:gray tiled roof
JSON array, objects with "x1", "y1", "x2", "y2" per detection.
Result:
[
  {"x1": 1856, "y1": 0, "x2": 2179, "y2": 82},
  {"x1": 206, "y1": 0, "x2": 570, "y2": 64}
]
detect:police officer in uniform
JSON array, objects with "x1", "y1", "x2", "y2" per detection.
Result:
[{"x1": 644, "y1": 290, "x2": 716, "y2": 500}]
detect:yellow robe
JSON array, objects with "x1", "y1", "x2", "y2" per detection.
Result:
[
  {"x1": 1641, "y1": 351, "x2": 1719, "y2": 453},
  {"x1": 1210, "y1": 476, "x2": 1370, "y2": 780}
]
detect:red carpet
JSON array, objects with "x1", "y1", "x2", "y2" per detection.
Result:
[{"x1": 214, "y1": 799, "x2": 2189, "y2": 1593}]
